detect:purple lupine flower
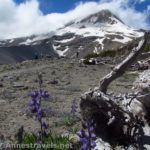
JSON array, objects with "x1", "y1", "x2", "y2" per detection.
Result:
[
  {"x1": 90, "y1": 141, "x2": 96, "y2": 148},
  {"x1": 77, "y1": 129, "x2": 87, "y2": 138},
  {"x1": 89, "y1": 126, "x2": 94, "y2": 132},
  {"x1": 28, "y1": 89, "x2": 49, "y2": 138},
  {"x1": 28, "y1": 73, "x2": 50, "y2": 143},
  {"x1": 31, "y1": 91, "x2": 39, "y2": 98},
  {"x1": 40, "y1": 90, "x2": 49, "y2": 98},
  {"x1": 37, "y1": 108, "x2": 43, "y2": 122},
  {"x1": 28, "y1": 99, "x2": 37, "y2": 112},
  {"x1": 80, "y1": 144, "x2": 88, "y2": 150},
  {"x1": 28, "y1": 97, "x2": 41, "y2": 113},
  {"x1": 80, "y1": 137, "x2": 88, "y2": 144},
  {"x1": 42, "y1": 122, "x2": 47, "y2": 129},
  {"x1": 77, "y1": 120, "x2": 97, "y2": 150}
]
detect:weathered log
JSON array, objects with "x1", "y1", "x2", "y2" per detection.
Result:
[
  {"x1": 80, "y1": 33, "x2": 150, "y2": 149},
  {"x1": 99, "y1": 33, "x2": 148, "y2": 94},
  {"x1": 80, "y1": 89, "x2": 144, "y2": 146},
  {"x1": 80, "y1": 87, "x2": 150, "y2": 148}
]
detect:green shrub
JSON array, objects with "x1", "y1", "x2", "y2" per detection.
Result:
[
  {"x1": 63, "y1": 116, "x2": 79, "y2": 127},
  {"x1": 84, "y1": 53, "x2": 99, "y2": 59},
  {"x1": 68, "y1": 126, "x2": 80, "y2": 134},
  {"x1": 144, "y1": 44, "x2": 150, "y2": 52},
  {"x1": 55, "y1": 115, "x2": 80, "y2": 127},
  {"x1": 99, "y1": 50, "x2": 117, "y2": 57},
  {"x1": 83, "y1": 49, "x2": 119, "y2": 64},
  {"x1": 84, "y1": 49, "x2": 118, "y2": 59}
]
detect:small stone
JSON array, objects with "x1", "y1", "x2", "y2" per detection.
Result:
[
  {"x1": 45, "y1": 81, "x2": 50, "y2": 84},
  {"x1": 69, "y1": 134, "x2": 80, "y2": 143},
  {"x1": 22, "y1": 114, "x2": 27, "y2": 120},
  {"x1": 23, "y1": 86, "x2": 29, "y2": 90},
  {"x1": 50, "y1": 79, "x2": 58, "y2": 85},
  {"x1": 51, "y1": 71, "x2": 56, "y2": 75},
  {"x1": 0, "y1": 99, "x2": 6, "y2": 104},
  {"x1": 18, "y1": 111, "x2": 23, "y2": 116},
  {"x1": 66, "y1": 82, "x2": 70, "y2": 85},
  {"x1": 13, "y1": 82, "x2": 25, "y2": 88},
  {"x1": 26, "y1": 80, "x2": 30, "y2": 83},
  {"x1": 0, "y1": 83, "x2": 3, "y2": 87}
]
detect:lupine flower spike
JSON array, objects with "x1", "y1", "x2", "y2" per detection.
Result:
[
  {"x1": 77, "y1": 120, "x2": 97, "y2": 150},
  {"x1": 28, "y1": 73, "x2": 50, "y2": 143}
]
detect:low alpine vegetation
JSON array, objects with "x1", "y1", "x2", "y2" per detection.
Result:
[{"x1": 19, "y1": 73, "x2": 95, "y2": 150}]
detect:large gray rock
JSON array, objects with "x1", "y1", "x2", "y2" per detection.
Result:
[
  {"x1": 133, "y1": 69, "x2": 150, "y2": 94},
  {"x1": 133, "y1": 69, "x2": 150, "y2": 124}
]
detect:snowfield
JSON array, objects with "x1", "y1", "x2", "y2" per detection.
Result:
[
  {"x1": 56, "y1": 16, "x2": 144, "y2": 44},
  {"x1": 53, "y1": 14, "x2": 144, "y2": 56},
  {"x1": 52, "y1": 44, "x2": 69, "y2": 56}
]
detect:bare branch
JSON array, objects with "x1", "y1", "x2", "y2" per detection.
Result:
[{"x1": 99, "y1": 33, "x2": 148, "y2": 94}]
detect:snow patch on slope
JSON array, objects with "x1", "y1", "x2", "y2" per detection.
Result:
[
  {"x1": 9, "y1": 39, "x2": 14, "y2": 43},
  {"x1": 93, "y1": 47, "x2": 98, "y2": 53},
  {"x1": 95, "y1": 38, "x2": 105, "y2": 50},
  {"x1": 19, "y1": 39, "x2": 32, "y2": 45},
  {"x1": 55, "y1": 37, "x2": 75, "y2": 43},
  {"x1": 19, "y1": 34, "x2": 51, "y2": 45},
  {"x1": 53, "y1": 44, "x2": 69, "y2": 56},
  {"x1": 56, "y1": 26, "x2": 105, "y2": 37},
  {"x1": 112, "y1": 37, "x2": 132, "y2": 43}
]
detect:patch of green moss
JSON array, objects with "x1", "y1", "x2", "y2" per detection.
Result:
[
  {"x1": 84, "y1": 53, "x2": 99, "y2": 59},
  {"x1": 99, "y1": 50, "x2": 118, "y2": 57},
  {"x1": 144, "y1": 44, "x2": 150, "y2": 52}
]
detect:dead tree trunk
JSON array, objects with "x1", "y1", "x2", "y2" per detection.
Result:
[
  {"x1": 80, "y1": 32, "x2": 150, "y2": 148},
  {"x1": 99, "y1": 33, "x2": 148, "y2": 94}
]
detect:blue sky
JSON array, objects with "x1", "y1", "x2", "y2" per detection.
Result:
[
  {"x1": 135, "y1": 1, "x2": 148, "y2": 12},
  {"x1": 14, "y1": 0, "x2": 150, "y2": 15},
  {"x1": 15, "y1": 0, "x2": 100, "y2": 14},
  {"x1": 0, "y1": 0, "x2": 149, "y2": 39}
]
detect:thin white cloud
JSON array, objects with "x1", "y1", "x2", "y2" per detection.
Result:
[
  {"x1": 0, "y1": 0, "x2": 149, "y2": 40},
  {"x1": 139, "y1": 0, "x2": 145, "y2": 2}
]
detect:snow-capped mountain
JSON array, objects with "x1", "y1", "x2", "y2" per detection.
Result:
[
  {"x1": 53, "y1": 9, "x2": 144, "y2": 57},
  {"x1": 0, "y1": 9, "x2": 145, "y2": 64}
]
